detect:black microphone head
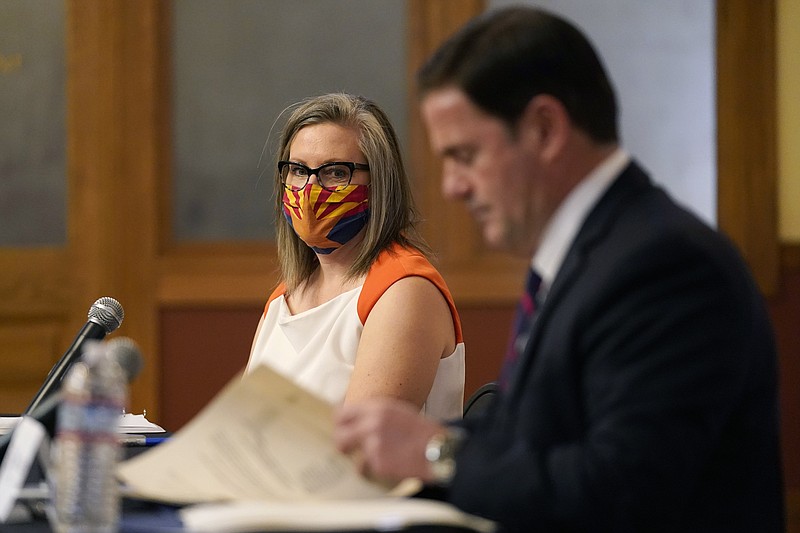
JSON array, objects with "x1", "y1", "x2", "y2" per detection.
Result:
[
  {"x1": 88, "y1": 297, "x2": 124, "y2": 334},
  {"x1": 105, "y1": 336, "x2": 143, "y2": 383}
]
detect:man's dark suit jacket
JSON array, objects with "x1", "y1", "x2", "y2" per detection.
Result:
[{"x1": 449, "y1": 162, "x2": 784, "y2": 532}]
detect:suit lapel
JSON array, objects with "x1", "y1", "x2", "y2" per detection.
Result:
[{"x1": 505, "y1": 161, "x2": 653, "y2": 398}]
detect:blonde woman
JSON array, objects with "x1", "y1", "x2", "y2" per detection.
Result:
[{"x1": 245, "y1": 93, "x2": 464, "y2": 420}]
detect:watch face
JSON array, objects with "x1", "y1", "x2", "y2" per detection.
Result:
[
  {"x1": 426, "y1": 429, "x2": 466, "y2": 485},
  {"x1": 425, "y1": 434, "x2": 447, "y2": 462}
]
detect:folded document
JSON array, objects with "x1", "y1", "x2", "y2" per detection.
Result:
[{"x1": 117, "y1": 366, "x2": 496, "y2": 531}]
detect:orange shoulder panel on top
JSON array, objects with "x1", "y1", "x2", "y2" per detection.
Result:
[
  {"x1": 357, "y1": 243, "x2": 463, "y2": 343},
  {"x1": 263, "y1": 282, "x2": 287, "y2": 316}
]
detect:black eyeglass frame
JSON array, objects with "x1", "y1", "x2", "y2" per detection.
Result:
[{"x1": 278, "y1": 160, "x2": 370, "y2": 191}]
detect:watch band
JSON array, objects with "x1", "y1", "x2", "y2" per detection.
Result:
[{"x1": 425, "y1": 427, "x2": 467, "y2": 486}]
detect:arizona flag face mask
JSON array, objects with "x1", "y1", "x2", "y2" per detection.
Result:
[{"x1": 282, "y1": 183, "x2": 370, "y2": 254}]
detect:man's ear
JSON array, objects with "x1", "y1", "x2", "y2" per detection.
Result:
[{"x1": 517, "y1": 94, "x2": 569, "y2": 162}]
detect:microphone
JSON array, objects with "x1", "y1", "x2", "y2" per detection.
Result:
[
  {"x1": 24, "y1": 297, "x2": 124, "y2": 415},
  {"x1": 0, "y1": 336, "x2": 144, "y2": 463},
  {"x1": 104, "y1": 336, "x2": 144, "y2": 385}
]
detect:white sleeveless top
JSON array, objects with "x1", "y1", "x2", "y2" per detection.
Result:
[{"x1": 245, "y1": 244, "x2": 465, "y2": 420}]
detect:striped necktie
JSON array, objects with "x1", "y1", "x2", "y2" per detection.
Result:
[{"x1": 499, "y1": 268, "x2": 542, "y2": 390}]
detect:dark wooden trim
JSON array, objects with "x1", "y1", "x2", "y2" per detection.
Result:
[
  {"x1": 788, "y1": 487, "x2": 800, "y2": 533},
  {"x1": 0, "y1": 248, "x2": 69, "y2": 318},
  {"x1": 406, "y1": 0, "x2": 528, "y2": 303},
  {"x1": 67, "y1": 0, "x2": 165, "y2": 417},
  {"x1": 782, "y1": 243, "x2": 800, "y2": 272},
  {"x1": 157, "y1": 243, "x2": 278, "y2": 306},
  {"x1": 717, "y1": 0, "x2": 779, "y2": 296},
  {"x1": 155, "y1": 1, "x2": 174, "y2": 257}
]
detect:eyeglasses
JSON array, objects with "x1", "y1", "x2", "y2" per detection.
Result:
[{"x1": 278, "y1": 161, "x2": 370, "y2": 192}]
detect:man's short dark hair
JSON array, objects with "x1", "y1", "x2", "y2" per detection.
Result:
[{"x1": 418, "y1": 6, "x2": 619, "y2": 143}]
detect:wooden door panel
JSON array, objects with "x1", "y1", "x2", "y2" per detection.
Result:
[{"x1": 0, "y1": 248, "x2": 70, "y2": 413}]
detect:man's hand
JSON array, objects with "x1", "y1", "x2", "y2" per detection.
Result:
[{"x1": 334, "y1": 399, "x2": 445, "y2": 483}]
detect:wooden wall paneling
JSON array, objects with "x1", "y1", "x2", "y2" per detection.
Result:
[
  {"x1": 789, "y1": 488, "x2": 800, "y2": 533},
  {"x1": 770, "y1": 245, "x2": 800, "y2": 530},
  {"x1": 406, "y1": 0, "x2": 529, "y2": 304},
  {"x1": 0, "y1": 255, "x2": 69, "y2": 394},
  {"x1": 157, "y1": 243, "x2": 277, "y2": 307},
  {"x1": 158, "y1": 307, "x2": 262, "y2": 431},
  {"x1": 0, "y1": 3, "x2": 70, "y2": 413},
  {"x1": 0, "y1": 248, "x2": 70, "y2": 411},
  {"x1": 717, "y1": 0, "x2": 779, "y2": 296},
  {"x1": 67, "y1": 0, "x2": 164, "y2": 417},
  {"x1": 406, "y1": 0, "x2": 484, "y2": 263},
  {"x1": 0, "y1": 322, "x2": 63, "y2": 402},
  {"x1": 155, "y1": 1, "x2": 174, "y2": 258},
  {"x1": 0, "y1": 249, "x2": 69, "y2": 319},
  {"x1": 152, "y1": 1, "x2": 279, "y2": 426},
  {"x1": 154, "y1": 2, "x2": 279, "y2": 310},
  {"x1": 0, "y1": 293, "x2": 67, "y2": 412},
  {"x1": 783, "y1": 243, "x2": 800, "y2": 271},
  {"x1": 115, "y1": 0, "x2": 166, "y2": 418}
]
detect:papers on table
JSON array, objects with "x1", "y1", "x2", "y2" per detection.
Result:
[
  {"x1": 0, "y1": 412, "x2": 164, "y2": 436},
  {"x1": 117, "y1": 365, "x2": 496, "y2": 532},
  {"x1": 0, "y1": 417, "x2": 19, "y2": 436},
  {"x1": 117, "y1": 365, "x2": 403, "y2": 504},
  {"x1": 180, "y1": 499, "x2": 497, "y2": 533},
  {"x1": 119, "y1": 413, "x2": 165, "y2": 434}
]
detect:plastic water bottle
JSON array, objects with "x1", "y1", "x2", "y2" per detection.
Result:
[{"x1": 52, "y1": 340, "x2": 127, "y2": 533}]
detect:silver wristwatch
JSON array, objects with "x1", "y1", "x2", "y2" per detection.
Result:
[{"x1": 425, "y1": 427, "x2": 467, "y2": 486}]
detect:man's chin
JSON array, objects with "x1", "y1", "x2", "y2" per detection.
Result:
[
  {"x1": 482, "y1": 226, "x2": 535, "y2": 257},
  {"x1": 481, "y1": 226, "x2": 511, "y2": 251}
]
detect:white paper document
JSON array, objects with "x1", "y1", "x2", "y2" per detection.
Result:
[
  {"x1": 180, "y1": 498, "x2": 497, "y2": 533},
  {"x1": 117, "y1": 366, "x2": 496, "y2": 531},
  {"x1": 117, "y1": 365, "x2": 413, "y2": 504},
  {"x1": 0, "y1": 417, "x2": 46, "y2": 522},
  {"x1": 0, "y1": 417, "x2": 19, "y2": 436},
  {"x1": 1, "y1": 413, "x2": 164, "y2": 436},
  {"x1": 119, "y1": 413, "x2": 166, "y2": 434}
]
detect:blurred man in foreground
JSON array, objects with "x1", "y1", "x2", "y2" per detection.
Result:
[{"x1": 334, "y1": 6, "x2": 784, "y2": 532}]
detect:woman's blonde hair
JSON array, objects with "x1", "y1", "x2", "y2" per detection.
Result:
[{"x1": 274, "y1": 93, "x2": 430, "y2": 292}]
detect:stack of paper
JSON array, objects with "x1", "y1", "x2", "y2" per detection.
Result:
[
  {"x1": 117, "y1": 366, "x2": 497, "y2": 532},
  {"x1": 0, "y1": 413, "x2": 164, "y2": 435},
  {"x1": 0, "y1": 417, "x2": 18, "y2": 436},
  {"x1": 119, "y1": 413, "x2": 165, "y2": 434},
  {"x1": 180, "y1": 499, "x2": 497, "y2": 532},
  {"x1": 2, "y1": 413, "x2": 165, "y2": 436}
]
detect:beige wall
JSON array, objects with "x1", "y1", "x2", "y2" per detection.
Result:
[{"x1": 779, "y1": 0, "x2": 800, "y2": 243}]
